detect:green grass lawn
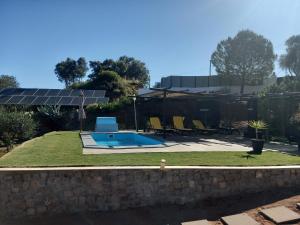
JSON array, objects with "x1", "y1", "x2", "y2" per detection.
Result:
[{"x1": 0, "y1": 131, "x2": 299, "y2": 167}]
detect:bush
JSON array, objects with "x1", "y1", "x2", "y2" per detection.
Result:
[
  {"x1": 34, "y1": 105, "x2": 78, "y2": 133},
  {"x1": 0, "y1": 107, "x2": 36, "y2": 150}
]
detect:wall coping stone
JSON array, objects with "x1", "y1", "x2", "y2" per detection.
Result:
[{"x1": 1, "y1": 165, "x2": 300, "y2": 171}]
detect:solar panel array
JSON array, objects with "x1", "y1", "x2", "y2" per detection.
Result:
[{"x1": 0, "y1": 88, "x2": 108, "y2": 106}]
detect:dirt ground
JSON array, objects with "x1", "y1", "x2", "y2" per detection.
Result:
[{"x1": 1, "y1": 188, "x2": 300, "y2": 225}]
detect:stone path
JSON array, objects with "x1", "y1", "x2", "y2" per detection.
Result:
[
  {"x1": 221, "y1": 213, "x2": 260, "y2": 225},
  {"x1": 260, "y1": 206, "x2": 300, "y2": 224}
]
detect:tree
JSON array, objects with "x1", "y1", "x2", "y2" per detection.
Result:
[
  {"x1": 211, "y1": 30, "x2": 276, "y2": 94},
  {"x1": 54, "y1": 57, "x2": 88, "y2": 88},
  {"x1": 280, "y1": 35, "x2": 300, "y2": 77},
  {"x1": 0, "y1": 75, "x2": 19, "y2": 88},
  {"x1": 76, "y1": 71, "x2": 129, "y2": 100},
  {"x1": 88, "y1": 56, "x2": 150, "y2": 87}
]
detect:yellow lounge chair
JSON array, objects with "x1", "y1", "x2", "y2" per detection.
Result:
[
  {"x1": 149, "y1": 117, "x2": 174, "y2": 133},
  {"x1": 173, "y1": 116, "x2": 193, "y2": 132},
  {"x1": 192, "y1": 119, "x2": 217, "y2": 134}
]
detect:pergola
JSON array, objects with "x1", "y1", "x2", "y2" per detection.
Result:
[{"x1": 137, "y1": 88, "x2": 258, "y2": 136}]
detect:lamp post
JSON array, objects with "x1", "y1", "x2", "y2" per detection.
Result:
[{"x1": 133, "y1": 94, "x2": 138, "y2": 132}]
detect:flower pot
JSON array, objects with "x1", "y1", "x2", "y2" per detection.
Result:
[{"x1": 251, "y1": 139, "x2": 264, "y2": 154}]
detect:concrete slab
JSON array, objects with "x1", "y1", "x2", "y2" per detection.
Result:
[
  {"x1": 260, "y1": 206, "x2": 300, "y2": 224},
  {"x1": 181, "y1": 220, "x2": 211, "y2": 225},
  {"x1": 221, "y1": 213, "x2": 260, "y2": 225}
]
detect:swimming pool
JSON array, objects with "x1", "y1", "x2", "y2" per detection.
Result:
[{"x1": 88, "y1": 132, "x2": 164, "y2": 148}]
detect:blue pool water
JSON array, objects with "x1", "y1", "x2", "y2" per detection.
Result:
[{"x1": 91, "y1": 132, "x2": 164, "y2": 148}]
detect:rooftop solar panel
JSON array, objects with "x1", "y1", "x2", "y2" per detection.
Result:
[{"x1": 7, "y1": 96, "x2": 24, "y2": 104}]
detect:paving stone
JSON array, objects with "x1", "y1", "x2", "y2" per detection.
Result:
[
  {"x1": 221, "y1": 213, "x2": 260, "y2": 225},
  {"x1": 181, "y1": 220, "x2": 211, "y2": 225},
  {"x1": 260, "y1": 206, "x2": 300, "y2": 224}
]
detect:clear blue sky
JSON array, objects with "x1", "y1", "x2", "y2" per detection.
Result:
[{"x1": 1, "y1": 0, "x2": 300, "y2": 88}]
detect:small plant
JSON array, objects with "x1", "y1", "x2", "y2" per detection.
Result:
[{"x1": 248, "y1": 120, "x2": 268, "y2": 139}]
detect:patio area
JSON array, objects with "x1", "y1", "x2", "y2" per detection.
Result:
[{"x1": 83, "y1": 132, "x2": 298, "y2": 154}]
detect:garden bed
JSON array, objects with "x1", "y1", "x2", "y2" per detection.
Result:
[{"x1": 0, "y1": 131, "x2": 300, "y2": 167}]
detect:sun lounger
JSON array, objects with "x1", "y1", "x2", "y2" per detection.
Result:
[
  {"x1": 192, "y1": 119, "x2": 217, "y2": 134},
  {"x1": 149, "y1": 117, "x2": 174, "y2": 134},
  {"x1": 173, "y1": 116, "x2": 193, "y2": 133}
]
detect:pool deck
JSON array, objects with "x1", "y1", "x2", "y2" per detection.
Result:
[{"x1": 81, "y1": 131, "x2": 298, "y2": 154}]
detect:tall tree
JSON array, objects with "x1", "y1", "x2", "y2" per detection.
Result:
[
  {"x1": 280, "y1": 35, "x2": 300, "y2": 77},
  {"x1": 54, "y1": 57, "x2": 88, "y2": 88},
  {"x1": 211, "y1": 30, "x2": 276, "y2": 94},
  {"x1": 0, "y1": 75, "x2": 19, "y2": 88},
  {"x1": 88, "y1": 56, "x2": 150, "y2": 87}
]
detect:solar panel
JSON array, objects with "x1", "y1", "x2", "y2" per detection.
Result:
[
  {"x1": 70, "y1": 97, "x2": 80, "y2": 105},
  {"x1": 45, "y1": 97, "x2": 61, "y2": 105},
  {"x1": 34, "y1": 89, "x2": 49, "y2": 96},
  {"x1": 47, "y1": 89, "x2": 61, "y2": 96},
  {"x1": 22, "y1": 89, "x2": 38, "y2": 95},
  {"x1": 20, "y1": 96, "x2": 37, "y2": 105},
  {"x1": 58, "y1": 97, "x2": 73, "y2": 105},
  {"x1": 69, "y1": 89, "x2": 81, "y2": 97},
  {"x1": 0, "y1": 88, "x2": 107, "y2": 106},
  {"x1": 0, "y1": 88, "x2": 22, "y2": 95},
  {"x1": 82, "y1": 90, "x2": 94, "y2": 97},
  {"x1": 84, "y1": 97, "x2": 97, "y2": 105},
  {"x1": 0, "y1": 95, "x2": 12, "y2": 104},
  {"x1": 7, "y1": 96, "x2": 24, "y2": 104},
  {"x1": 31, "y1": 96, "x2": 49, "y2": 105},
  {"x1": 58, "y1": 90, "x2": 71, "y2": 97},
  {"x1": 0, "y1": 89, "x2": 4, "y2": 95}
]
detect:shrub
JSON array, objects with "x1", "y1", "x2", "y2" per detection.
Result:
[{"x1": 0, "y1": 107, "x2": 36, "y2": 150}]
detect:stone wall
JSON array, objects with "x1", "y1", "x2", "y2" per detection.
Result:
[{"x1": 1, "y1": 166, "x2": 300, "y2": 218}]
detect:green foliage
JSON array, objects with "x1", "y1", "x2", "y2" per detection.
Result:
[
  {"x1": 86, "y1": 96, "x2": 132, "y2": 114},
  {"x1": 211, "y1": 30, "x2": 276, "y2": 94},
  {"x1": 0, "y1": 75, "x2": 19, "y2": 88},
  {"x1": 89, "y1": 56, "x2": 150, "y2": 87},
  {"x1": 35, "y1": 105, "x2": 77, "y2": 132},
  {"x1": 248, "y1": 120, "x2": 268, "y2": 130},
  {"x1": 280, "y1": 35, "x2": 300, "y2": 77},
  {"x1": 0, "y1": 107, "x2": 36, "y2": 150},
  {"x1": 249, "y1": 120, "x2": 268, "y2": 139},
  {"x1": 75, "y1": 71, "x2": 131, "y2": 100},
  {"x1": 54, "y1": 57, "x2": 88, "y2": 88}
]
